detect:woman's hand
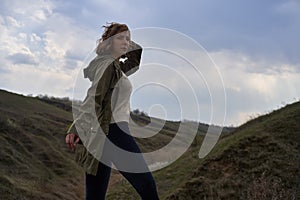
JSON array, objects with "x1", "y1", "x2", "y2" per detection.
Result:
[{"x1": 65, "y1": 133, "x2": 80, "y2": 152}]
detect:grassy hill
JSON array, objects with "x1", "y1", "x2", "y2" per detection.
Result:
[
  {"x1": 1, "y1": 89, "x2": 299, "y2": 199},
  {"x1": 0, "y1": 89, "x2": 216, "y2": 199},
  {"x1": 107, "y1": 101, "x2": 300, "y2": 199},
  {"x1": 0, "y1": 90, "x2": 84, "y2": 199}
]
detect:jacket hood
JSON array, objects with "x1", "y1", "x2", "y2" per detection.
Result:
[{"x1": 83, "y1": 55, "x2": 114, "y2": 81}]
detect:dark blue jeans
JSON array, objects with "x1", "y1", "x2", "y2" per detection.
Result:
[{"x1": 85, "y1": 122, "x2": 159, "y2": 200}]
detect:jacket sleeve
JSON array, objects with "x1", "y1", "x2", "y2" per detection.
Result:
[
  {"x1": 93, "y1": 61, "x2": 120, "y2": 112},
  {"x1": 120, "y1": 41, "x2": 142, "y2": 76},
  {"x1": 66, "y1": 120, "x2": 78, "y2": 135}
]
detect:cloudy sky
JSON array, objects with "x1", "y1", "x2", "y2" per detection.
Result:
[{"x1": 0, "y1": 0, "x2": 299, "y2": 126}]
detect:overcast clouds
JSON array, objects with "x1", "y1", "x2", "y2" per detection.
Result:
[{"x1": 0, "y1": 0, "x2": 299, "y2": 126}]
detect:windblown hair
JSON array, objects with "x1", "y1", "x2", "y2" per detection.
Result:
[{"x1": 96, "y1": 22, "x2": 130, "y2": 55}]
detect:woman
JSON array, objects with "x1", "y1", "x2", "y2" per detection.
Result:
[{"x1": 65, "y1": 23, "x2": 159, "y2": 200}]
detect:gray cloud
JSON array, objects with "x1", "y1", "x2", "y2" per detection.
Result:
[
  {"x1": 0, "y1": 66, "x2": 9, "y2": 74},
  {"x1": 65, "y1": 49, "x2": 87, "y2": 61},
  {"x1": 143, "y1": 0, "x2": 300, "y2": 64},
  {"x1": 6, "y1": 53, "x2": 38, "y2": 65},
  {"x1": 64, "y1": 59, "x2": 79, "y2": 70}
]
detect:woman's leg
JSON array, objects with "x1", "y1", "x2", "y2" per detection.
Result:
[
  {"x1": 85, "y1": 161, "x2": 111, "y2": 200},
  {"x1": 119, "y1": 170, "x2": 159, "y2": 200},
  {"x1": 107, "y1": 122, "x2": 160, "y2": 200}
]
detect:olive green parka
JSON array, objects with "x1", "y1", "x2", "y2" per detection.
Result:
[{"x1": 67, "y1": 41, "x2": 142, "y2": 175}]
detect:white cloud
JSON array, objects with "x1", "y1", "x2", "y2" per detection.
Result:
[
  {"x1": 6, "y1": 52, "x2": 38, "y2": 65},
  {"x1": 30, "y1": 33, "x2": 42, "y2": 42},
  {"x1": 5, "y1": 16, "x2": 24, "y2": 27},
  {"x1": 11, "y1": 0, "x2": 54, "y2": 21},
  {"x1": 0, "y1": 64, "x2": 77, "y2": 97},
  {"x1": 0, "y1": 0, "x2": 96, "y2": 97},
  {"x1": 210, "y1": 50, "x2": 300, "y2": 125},
  {"x1": 89, "y1": 0, "x2": 128, "y2": 14}
]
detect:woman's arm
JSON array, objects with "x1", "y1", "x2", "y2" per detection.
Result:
[{"x1": 120, "y1": 41, "x2": 143, "y2": 76}]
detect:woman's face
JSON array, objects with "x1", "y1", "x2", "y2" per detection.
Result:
[{"x1": 112, "y1": 31, "x2": 130, "y2": 58}]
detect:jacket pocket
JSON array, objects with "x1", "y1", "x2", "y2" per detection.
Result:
[{"x1": 74, "y1": 144, "x2": 87, "y2": 165}]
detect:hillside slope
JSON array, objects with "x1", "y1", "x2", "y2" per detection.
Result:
[
  {"x1": 3, "y1": 89, "x2": 297, "y2": 200},
  {"x1": 107, "y1": 102, "x2": 300, "y2": 199},
  {"x1": 0, "y1": 89, "x2": 216, "y2": 199},
  {"x1": 165, "y1": 101, "x2": 300, "y2": 199},
  {"x1": 0, "y1": 90, "x2": 84, "y2": 200}
]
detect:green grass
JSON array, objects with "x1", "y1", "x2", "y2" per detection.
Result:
[
  {"x1": 107, "y1": 102, "x2": 300, "y2": 199},
  {"x1": 0, "y1": 90, "x2": 85, "y2": 200}
]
